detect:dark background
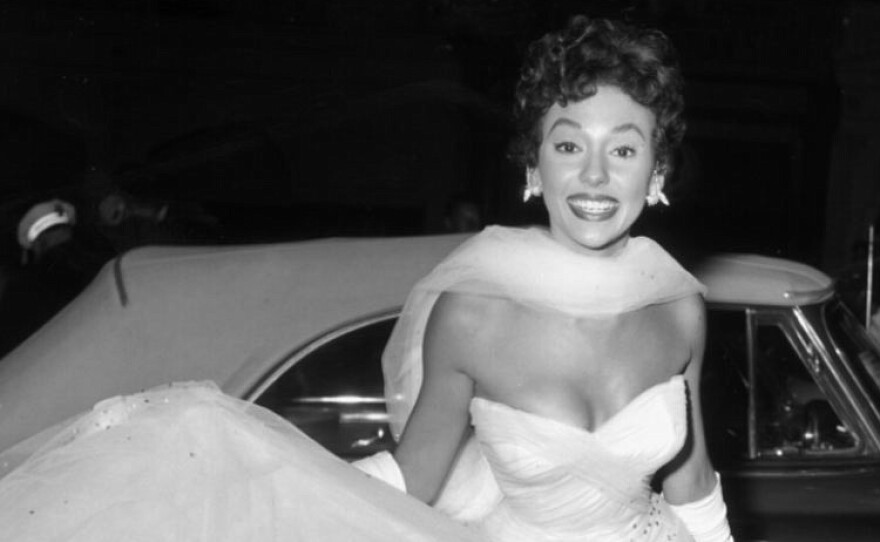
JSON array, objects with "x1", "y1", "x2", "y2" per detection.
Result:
[{"x1": 1, "y1": 0, "x2": 879, "y2": 353}]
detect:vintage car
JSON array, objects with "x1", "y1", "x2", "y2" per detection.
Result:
[{"x1": 1, "y1": 233, "x2": 878, "y2": 541}]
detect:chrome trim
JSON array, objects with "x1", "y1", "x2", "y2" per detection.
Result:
[
  {"x1": 340, "y1": 412, "x2": 390, "y2": 423},
  {"x1": 793, "y1": 307, "x2": 831, "y2": 373},
  {"x1": 746, "y1": 308, "x2": 758, "y2": 459},
  {"x1": 289, "y1": 396, "x2": 386, "y2": 405}
]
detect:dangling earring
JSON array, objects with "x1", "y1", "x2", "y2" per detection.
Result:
[
  {"x1": 523, "y1": 185, "x2": 542, "y2": 202},
  {"x1": 523, "y1": 169, "x2": 541, "y2": 202},
  {"x1": 656, "y1": 188, "x2": 670, "y2": 206},
  {"x1": 646, "y1": 171, "x2": 669, "y2": 207}
]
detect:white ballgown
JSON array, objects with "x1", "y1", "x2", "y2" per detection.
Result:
[{"x1": 0, "y1": 382, "x2": 480, "y2": 542}]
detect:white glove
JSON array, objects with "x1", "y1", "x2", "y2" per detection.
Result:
[
  {"x1": 351, "y1": 451, "x2": 406, "y2": 492},
  {"x1": 668, "y1": 472, "x2": 733, "y2": 542}
]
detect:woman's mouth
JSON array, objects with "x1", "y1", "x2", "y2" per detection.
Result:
[{"x1": 566, "y1": 195, "x2": 619, "y2": 220}]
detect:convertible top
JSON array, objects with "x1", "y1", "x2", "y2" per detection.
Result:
[{"x1": 0, "y1": 234, "x2": 466, "y2": 451}]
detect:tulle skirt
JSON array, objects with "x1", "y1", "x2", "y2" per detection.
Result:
[{"x1": 0, "y1": 382, "x2": 479, "y2": 542}]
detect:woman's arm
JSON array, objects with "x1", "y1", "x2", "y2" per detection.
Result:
[
  {"x1": 662, "y1": 294, "x2": 715, "y2": 502},
  {"x1": 393, "y1": 291, "x2": 480, "y2": 504},
  {"x1": 662, "y1": 295, "x2": 733, "y2": 541}
]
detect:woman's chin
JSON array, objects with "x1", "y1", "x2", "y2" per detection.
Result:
[{"x1": 553, "y1": 229, "x2": 631, "y2": 257}]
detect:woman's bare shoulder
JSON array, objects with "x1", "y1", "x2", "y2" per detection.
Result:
[
  {"x1": 670, "y1": 292, "x2": 705, "y2": 320},
  {"x1": 429, "y1": 291, "x2": 510, "y2": 336},
  {"x1": 667, "y1": 293, "x2": 706, "y2": 361},
  {"x1": 423, "y1": 291, "x2": 512, "y2": 370}
]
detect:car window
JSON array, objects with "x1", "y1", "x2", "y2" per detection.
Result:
[
  {"x1": 754, "y1": 323, "x2": 856, "y2": 456},
  {"x1": 702, "y1": 307, "x2": 858, "y2": 465},
  {"x1": 254, "y1": 318, "x2": 397, "y2": 460}
]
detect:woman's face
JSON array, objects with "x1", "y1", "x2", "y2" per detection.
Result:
[{"x1": 532, "y1": 85, "x2": 659, "y2": 257}]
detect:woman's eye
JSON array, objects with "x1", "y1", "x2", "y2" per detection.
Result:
[
  {"x1": 554, "y1": 142, "x2": 579, "y2": 153},
  {"x1": 612, "y1": 146, "x2": 636, "y2": 158}
]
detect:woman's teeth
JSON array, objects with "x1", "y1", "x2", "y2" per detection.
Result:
[
  {"x1": 571, "y1": 200, "x2": 615, "y2": 212},
  {"x1": 567, "y1": 197, "x2": 619, "y2": 216}
]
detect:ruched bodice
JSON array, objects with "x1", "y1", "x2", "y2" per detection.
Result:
[{"x1": 469, "y1": 376, "x2": 694, "y2": 541}]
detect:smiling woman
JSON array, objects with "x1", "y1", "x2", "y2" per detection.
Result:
[{"x1": 369, "y1": 15, "x2": 732, "y2": 542}]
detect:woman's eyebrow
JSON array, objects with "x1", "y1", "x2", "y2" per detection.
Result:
[
  {"x1": 547, "y1": 118, "x2": 648, "y2": 141},
  {"x1": 611, "y1": 122, "x2": 647, "y2": 140},
  {"x1": 547, "y1": 117, "x2": 581, "y2": 133}
]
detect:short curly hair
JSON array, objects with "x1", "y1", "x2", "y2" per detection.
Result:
[{"x1": 511, "y1": 16, "x2": 685, "y2": 172}]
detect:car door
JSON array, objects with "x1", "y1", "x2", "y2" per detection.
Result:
[{"x1": 702, "y1": 305, "x2": 880, "y2": 541}]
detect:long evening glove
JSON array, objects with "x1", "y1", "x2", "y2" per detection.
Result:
[{"x1": 668, "y1": 472, "x2": 733, "y2": 542}]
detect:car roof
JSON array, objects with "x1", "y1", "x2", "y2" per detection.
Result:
[
  {"x1": 0, "y1": 233, "x2": 834, "y2": 452},
  {"x1": 693, "y1": 253, "x2": 834, "y2": 307}
]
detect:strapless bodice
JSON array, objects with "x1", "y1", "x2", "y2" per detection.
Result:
[{"x1": 469, "y1": 376, "x2": 693, "y2": 541}]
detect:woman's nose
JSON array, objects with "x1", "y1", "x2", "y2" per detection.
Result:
[{"x1": 580, "y1": 155, "x2": 608, "y2": 186}]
